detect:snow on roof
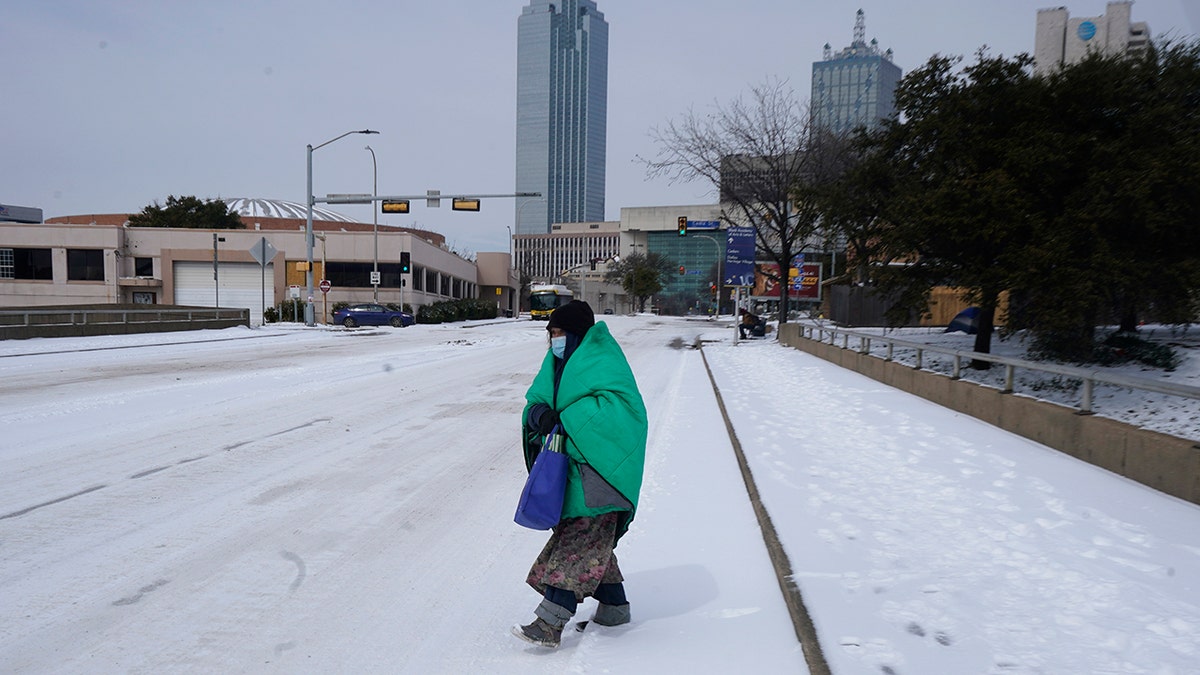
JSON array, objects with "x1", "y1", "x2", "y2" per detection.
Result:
[{"x1": 223, "y1": 198, "x2": 358, "y2": 223}]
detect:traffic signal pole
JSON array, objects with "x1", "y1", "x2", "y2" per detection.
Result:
[{"x1": 319, "y1": 191, "x2": 540, "y2": 315}]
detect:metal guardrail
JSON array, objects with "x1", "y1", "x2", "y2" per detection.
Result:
[
  {"x1": 795, "y1": 322, "x2": 1200, "y2": 415},
  {"x1": 0, "y1": 307, "x2": 249, "y2": 330}
]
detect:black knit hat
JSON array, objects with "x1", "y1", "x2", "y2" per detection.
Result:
[{"x1": 547, "y1": 300, "x2": 595, "y2": 337}]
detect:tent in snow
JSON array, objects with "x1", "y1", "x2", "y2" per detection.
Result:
[{"x1": 946, "y1": 306, "x2": 980, "y2": 334}]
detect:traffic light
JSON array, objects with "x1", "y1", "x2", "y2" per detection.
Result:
[
  {"x1": 382, "y1": 200, "x2": 410, "y2": 214},
  {"x1": 677, "y1": 216, "x2": 688, "y2": 236},
  {"x1": 679, "y1": 265, "x2": 685, "y2": 275},
  {"x1": 400, "y1": 251, "x2": 411, "y2": 274}
]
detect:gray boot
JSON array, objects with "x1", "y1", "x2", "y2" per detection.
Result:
[
  {"x1": 592, "y1": 602, "x2": 631, "y2": 627},
  {"x1": 512, "y1": 598, "x2": 573, "y2": 648}
]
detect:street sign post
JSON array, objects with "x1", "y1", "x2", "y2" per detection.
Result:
[
  {"x1": 249, "y1": 237, "x2": 278, "y2": 326},
  {"x1": 319, "y1": 279, "x2": 332, "y2": 294},
  {"x1": 724, "y1": 226, "x2": 756, "y2": 287}
]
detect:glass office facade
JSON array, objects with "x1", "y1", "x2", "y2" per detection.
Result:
[
  {"x1": 515, "y1": 0, "x2": 608, "y2": 234},
  {"x1": 650, "y1": 231, "x2": 727, "y2": 297},
  {"x1": 812, "y1": 55, "x2": 901, "y2": 134},
  {"x1": 811, "y1": 11, "x2": 901, "y2": 134}
]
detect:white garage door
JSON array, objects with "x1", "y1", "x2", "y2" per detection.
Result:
[{"x1": 174, "y1": 261, "x2": 274, "y2": 326}]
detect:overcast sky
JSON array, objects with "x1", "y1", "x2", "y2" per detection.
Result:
[{"x1": 3, "y1": 1, "x2": 1197, "y2": 256}]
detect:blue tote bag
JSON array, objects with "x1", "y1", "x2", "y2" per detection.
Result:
[{"x1": 514, "y1": 425, "x2": 569, "y2": 530}]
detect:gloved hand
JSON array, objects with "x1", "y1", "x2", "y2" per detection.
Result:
[{"x1": 527, "y1": 403, "x2": 560, "y2": 435}]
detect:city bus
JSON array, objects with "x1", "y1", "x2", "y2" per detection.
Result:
[{"x1": 528, "y1": 284, "x2": 573, "y2": 320}]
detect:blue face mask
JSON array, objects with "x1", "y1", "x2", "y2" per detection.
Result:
[{"x1": 551, "y1": 335, "x2": 567, "y2": 359}]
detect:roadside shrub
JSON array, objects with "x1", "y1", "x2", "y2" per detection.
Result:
[
  {"x1": 1093, "y1": 331, "x2": 1181, "y2": 371},
  {"x1": 270, "y1": 300, "x2": 305, "y2": 323},
  {"x1": 416, "y1": 298, "x2": 498, "y2": 324}
]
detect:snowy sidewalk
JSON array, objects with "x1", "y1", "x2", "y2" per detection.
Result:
[
  {"x1": 703, "y1": 337, "x2": 1200, "y2": 674},
  {"x1": 560, "y1": 341, "x2": 810, "y2": 672}
]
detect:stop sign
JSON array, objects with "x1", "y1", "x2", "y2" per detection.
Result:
[{"x1": 319, "y1": 279, "x2": 331, "y2": 293}]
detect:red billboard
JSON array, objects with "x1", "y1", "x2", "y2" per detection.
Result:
[{"x1": 752, "y1": 262, "x2": 822, "y2": 301}]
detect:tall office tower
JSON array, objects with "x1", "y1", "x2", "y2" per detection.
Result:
[
  {"x1": 811, "y1": 9, "x2": 901, "y2": 134},
  {"x1": 1034, "y1": 1, "x2": 1151, "y2": 75},
  {"x1": 515, "y1": 0, "x2": 608, "y2": 235}
]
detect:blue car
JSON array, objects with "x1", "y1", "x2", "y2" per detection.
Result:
[{"x1": 333, "y1": 304, "x2": 415, "y2": 328}]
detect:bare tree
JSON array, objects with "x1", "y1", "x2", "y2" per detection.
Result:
[{"x1": 641, "y1": 79, "x2": 848, "y2": 323}]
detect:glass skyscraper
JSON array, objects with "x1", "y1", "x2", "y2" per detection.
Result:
[
  {"x1": 811, "y1": 9, "x2": 901, "y2": 134},
  {"x1": 515, "y1": 0, "x2": 608, "y2": 235}
]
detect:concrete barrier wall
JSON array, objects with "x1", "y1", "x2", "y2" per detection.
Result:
[
  {"x1": 0, "y1": 305, "x2": 249, "y2": 340},
  {"x1": 778, "y1": 323, "x2": 1200, "y2": 506}
]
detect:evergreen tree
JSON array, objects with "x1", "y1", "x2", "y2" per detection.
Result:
[
  {"x1": 870, "y1": 52, "x2": 1042, "y2": 365},
  {"x1": 128, "y1": 195, "x2": 244, "y2": 229},
  {"x1": 604, "y1": 252, "x2": 674, "y2": 313}
]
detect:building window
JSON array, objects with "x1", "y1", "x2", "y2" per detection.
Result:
[
  {"x1": 325, "y1": 261, "x2": 404, "y2": 288},
  {"x1": 426, "y1": 269, "x2": 438, "y2": 294},
  {"x1": 67, "y1": 249, "x2": 105, "y2": 281},
  {"x1": 411, "y1": 265, "x2": 424, "y2": 291},
  {"x1": 134, "y1": 257, "x2": 154, "y2": 277},
  {"x1": 0, "y1": 247, "x2": 53, "y2": 280}
]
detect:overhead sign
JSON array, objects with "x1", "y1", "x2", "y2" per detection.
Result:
[
  {"x1": 687, "y1": 220, "x2": 720, "y2": 230},
  {"x1": 0, "y1": 203, "x2": 43, "y2": 223},
  {"x1": 326, "y1": 193, "x2": 372, "y2": 204},
  {"x1": 724, "y1": 226, "x2": 756, "y2": 286}
]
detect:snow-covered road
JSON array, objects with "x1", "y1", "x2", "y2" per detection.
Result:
[
  {"x1": 2, "y1": 315, "x2": 1197, "y2": 674},
  {"x1": 0, "y1": 318, "x2": 804, "y2": 673}
]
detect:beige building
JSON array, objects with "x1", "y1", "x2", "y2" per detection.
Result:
[
  {"x1": 513, "y1": 220, "x2": 624, "y2": 313},
  {"x1": 511, "y1": 205, "x2": 724, "y2": 314},
  {"x1": 1035, "y1": 1, "x2": 1151, "y2": 74},
  {"x1": 1, "y1": 199, "x2": 518, "y2": 325}
]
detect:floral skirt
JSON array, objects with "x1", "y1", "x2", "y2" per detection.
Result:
[{"x1": 526, "y1": 512, "x2": 624, "y2": 602}]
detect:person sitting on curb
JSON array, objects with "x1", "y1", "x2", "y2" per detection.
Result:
[{"x1": 739, "y1": 310, "x2": 759, "y2": 339}]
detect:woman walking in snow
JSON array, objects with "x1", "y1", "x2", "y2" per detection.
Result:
[{"x1": 512, "y1": 300, "x2": 648, "y2": 648}]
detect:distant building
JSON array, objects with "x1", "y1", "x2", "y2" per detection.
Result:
[
  {"x1": 515, "y1": 0, "x2": 609, "y2": 235},
  {"x1": 1034, "y1": 1, "x2": 1151, "y2": 75},
  {"x1": 514, "y1": 220, "x2": 619, "y2": 282},
  {"x1": 512, "y1": 205, "x2": 725, "y2": 314},
  {"x1": 3, "y1": 199, "x2": 518, "y2": 323},
  {"x1": 811, "y1": 9, "x2": 901, "y2": 134}
]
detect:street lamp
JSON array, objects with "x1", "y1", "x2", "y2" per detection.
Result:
[
  {"x1": 305, "y1": 128, "x2": 379, "y2": 326},
  {"x1": 365, "y1": 145, "x2": 378, "y2": 301}
]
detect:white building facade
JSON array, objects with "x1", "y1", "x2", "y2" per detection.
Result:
[
  {"x1": 1035, "y1": 1, "x2": 1151, "y2": 74},
  {"x1": 1, "y1": 199, "x2": 516, "y2": 325}
]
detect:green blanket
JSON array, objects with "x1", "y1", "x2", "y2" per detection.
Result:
[{"x1": 523, "y1": 322, "x2": 647, "y2": 538}]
